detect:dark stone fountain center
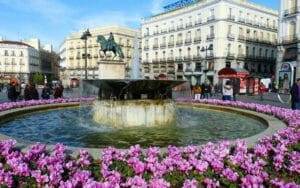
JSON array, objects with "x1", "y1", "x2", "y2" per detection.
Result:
[{"x1": 83, "y1": 79, "x2": 185, "y2": 128}]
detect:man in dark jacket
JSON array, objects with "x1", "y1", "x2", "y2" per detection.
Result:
[
  {"x1": 290, "y1": 78, "x2": 300, "y2": 110},
  {"x1": 8, "y1": 82, "x2": 17, "y2": 102}
]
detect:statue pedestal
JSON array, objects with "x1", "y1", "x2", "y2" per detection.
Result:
[{"x1": 98, "y1": 60, "x2": 126, "y2": 79}]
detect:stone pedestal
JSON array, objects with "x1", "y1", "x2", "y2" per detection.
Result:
[
  {"x1": 92, "y1": 100, "x2": 176, "y2": 128},
  {"x1": 98, "y1": 60, "x2": 126, "y2": 79}
]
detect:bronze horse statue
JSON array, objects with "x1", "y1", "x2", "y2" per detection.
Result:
[{"x1": 96, "y1": 34, "x2": 125, "y2": 59}]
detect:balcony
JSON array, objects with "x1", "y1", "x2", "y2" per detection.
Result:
[
  {"x1": 186, "y1": 22, "x2": 193, "y2": 28},
  {"x1": 245, "y1": 19, "x2": 252, "y2": 25},
  {"x1": 143, "y1": 33, "x2": 150, "y2": 37},
  {"x1": 207, "y1": 15, "x2": 215, "y2": 22},
  {"x1": 193, "y1": 55, "x2": 202, "y2": 60},
  {"x1": 153, "y1": 31, "x2": 160, "y2": 35},
  {"x1": 167, "y1": 57, "x2": 174, "y2": 62},
  {"x1": 238, "y1": 17, "x2": 245, "y2": 23},
  {"x1": 227, "y1": 15, "x2": 235, "y2": 21},
  {"x1": 161, "y1": 29, "x2": 167, "y2": 34},
  {"x1": 207, "y1": 34, "x2": 215, "y2": 40},
  {"x1": 152, "y1": 59, "x2": 160, "y2": 64},
  {"x1": 282, "y1": 35, "x2": 300, "y2": 45},
  {"x1": 176, "y1": 40, "x2": 183, "y2": 46},
  {"x1": 160, "y1": 43, "x2": 167, "y2": 49},
  {"x1": 193, "y1": 37, "x2": 201, "y2": 44},
  {"x1": 143, "y1": 46, "x2": 149, "y2": 50},
  {"x1": 185, "y1": 38, "x2": 192, "y2": 45},
  {"x1": 76, "y1": 45, "x2": 81, "y2": 49},
  {"x1": 237, "y1": 53, "x2": 246, "y2": 59},
  {"x1": 168, "y1": 42, "x2": 174, "y2": 47},
  {"x1": 184, "y1": 56, "x2": 192, "y2": 61},
  {"x1": 175, "y1": 56, "x2": 183, "y2": 61},
  {"x1": 284, "y1": 7, "x2": 300, "y2": 17},
  {"x1": 227, "y1": 53, "x2": 235, "y2": 59},
  {"x1": 169, "y1": 27, "x2": 175, "y2": 32},
  {"x1": 177, "y1": 25, "x2": 184, "y2": 30},
  {"x1": 195, "y1": 19, "x2": 202, "y2": 25},
  {"x1": 152, "y1": 45, "x2": 159, "y2": 50},
  {"x1": 160, "y1": 58, "x2": 167, "y2": 63},
  {"x1": 227, "y1": 33, "x2": 235, "y2": 40},
  {"x1": 238, "y1": 35, "x2": 246, "y2": 41}
]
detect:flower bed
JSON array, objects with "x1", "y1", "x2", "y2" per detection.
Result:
[{"x1": 0, "y1": 99, "x2": 299, "y2": 187}]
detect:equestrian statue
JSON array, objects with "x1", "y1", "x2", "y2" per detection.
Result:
[{"x1": 96, "y1": 32, "x2": 125, "y2": 59}]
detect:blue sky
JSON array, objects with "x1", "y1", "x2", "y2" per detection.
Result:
[{"x1": 0, "y1": 0, "x2": 279, "y2": 50}]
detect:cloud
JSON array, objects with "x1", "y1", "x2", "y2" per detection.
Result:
[{"x1": 150, "y1": 0, "x2": 164, "y2": 14}]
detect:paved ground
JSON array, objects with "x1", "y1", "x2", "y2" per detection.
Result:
[{"x1": 0, "y1": 87, "x2": 291, "y2": 109}]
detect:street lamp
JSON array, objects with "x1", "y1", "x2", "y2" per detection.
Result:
[
  {"x1": 201, "y1": 44, "x2": 213, "y2": 81},
  {"x1": 80, "y1": 29, "x2": 92, "y2": 79}
]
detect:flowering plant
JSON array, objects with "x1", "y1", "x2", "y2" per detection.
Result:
[{"x1": 0, "y1": 99, "x2": 298, "y2": 187}]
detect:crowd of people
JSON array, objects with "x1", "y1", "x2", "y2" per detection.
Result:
[{"x1": 5, "y1": 82, "x2": 64, "y2": 102}]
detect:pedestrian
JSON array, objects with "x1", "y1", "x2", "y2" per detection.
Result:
[
  {"x1": 41, "y1": 84, "x2": 51, "y2": 100},
  {"x1": 54, "y1": 84, "x2": 63, "y2": 99},
  {"x1": 30, "y1": 84, "x2": 39, "y2": 100},
  {"x1": 258, "y1": 82, "x2": 266, "y2": 101},
  {"x1": 203, "y1": 82, "x2": 211, "y2": 99},
  {"x1": 193, "y1": 84, "x2": 201, "y2": 100},
  {"x1": 222, "y1": 80, "x2": 233, "y2": 101},
  {"x1": 7, "y1": 82, "x2": 17, "y2": 102},
  {"x1": 290, "y1": 78, "x2": 300, "y2": 110},
  {"x1": 24, "y1": 84, "x2": 32, "y2": 101},
  {"x1": 232, "y1": 78, "x2": 240, "y2": 101}
]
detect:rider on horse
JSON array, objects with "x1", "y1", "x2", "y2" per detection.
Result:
[{"x1": 107, "y1": 32, "x2": 115, "y2": 51}]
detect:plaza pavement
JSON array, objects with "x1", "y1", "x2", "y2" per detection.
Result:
[{"x1": 0, "y1": 87, "x2": 291, "y2": 109}]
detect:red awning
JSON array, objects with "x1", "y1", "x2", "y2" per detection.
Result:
[{"x1": 218, "y1": 67, "x2": 249, "y2": 78}]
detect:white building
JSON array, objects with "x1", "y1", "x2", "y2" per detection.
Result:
[
  {"x1": 277, "y1": 0, "x2": 300, "y2": 84},
  {"x1": 141, "y1": 0, "x2": 278, "y2": 85},
  {"x1": 59, "y1": 26, "x2": 140, "y2": 87},
  {"x1": 0, "y1": 41, "x2": 40, "y2": 83}
]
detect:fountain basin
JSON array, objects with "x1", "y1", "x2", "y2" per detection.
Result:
[{"x1": 93, "y1": 100, "x2": 175, "y2": 127}]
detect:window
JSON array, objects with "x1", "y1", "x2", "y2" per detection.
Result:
[
  {"x1": 228, "y1": 25, "x2": 232, "y2": 34},
  {"x1": 169, "y1": 35, "x2": 174, "y2": 44},
  {"x1": 229, "y1": 8, "x2": 232, "y2": 16},
  {"x1": 177, "y1": 33, "x2": 183, "y2": 41},
  {"x1": 210, "y1": 9, "x2": 214, "y2": 16},
  {"x1": 265, "y1": 49, "x2": 268, "y2": 57},
  {"x1": 210, "y1": 26, "x2": 214, "y2": 35},
  {"x1": 178, "y1": 64, "x2": 183, "y2": 71},
  {"x1": 155, "y1": 52, "x2": 158, "y2": 59},
  {"x1": 179, "y1": 49, "x2": 182, "y2": 57},
  {"x1": 246, "y1": 46, "x2": 249, "y2": 55},
  {"x1": 197, "y1": 46, "x2": 201, "y2": 56},
  {"x1": 186, "y1": 31, "x2": 191, "y2": 41},
  {"x1": 154, "y1": 38, "x2": 158, "y2": 46},
  {"x1": 259, "y1": 48, "x2": 262, "y2": 57},
  {"x1": 238, "y1": 45, "x2": 242, "y2": 54},
  {"x1": 4, "y1": 50, "x2": 8, "y2": 56},
  {"x1": 170, "y1": 50, "x2": 174, "y2": 57},
  {"x1": 163, "y1": 51, "x2": 166, "y2": 59},
  {"x1": 254, "y1": 30, "x2": 257, "y2": 39},
  {"x1": 228, "y1": 43, "x2": 231, "y2": 53},
  {"x1": 271, "y1": 50, "x2": 274, "y2": 58},
  {"x1": 195, "y1": 29, "x2": 201, "y2": 38},
  {"x1": 187, "y1": 47, "x2": 191, "y2": 57},
  {"x1": 146, "y1": 53, "x2": 149, "y2": 61},
  {"x1": 239, "y1": 27, "x2": 243, "y2": 36},
  {"x1": 260, "y1": 32, "x2": 264, "y2": 40},
  {"x1": 252, "y1": 47, "x2": 256, "y2": 56},
  {"x1": 20, "y1": 51, "x2": 24, "y2": 56},
  {"x1": 226, "y1": 62, "x2": 231, "y2": 68},
  {"x1": 162, "y1": 37, "x2": 166, "y2": 45},
  {"x1": 11, "y1": 51, "x2": 15, "y2": 56}
]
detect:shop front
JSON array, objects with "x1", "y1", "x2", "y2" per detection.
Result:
[{"x1": 218, "y1": 67, "x2": 249, "y2": 94}]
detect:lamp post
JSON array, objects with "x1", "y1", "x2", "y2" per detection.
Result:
[
  {"x1": 201, "y1": 44, "x2": 213, "y2": 81},
  {"x1": 80, "y1": 29, "x2": 92, "y2": 80}
]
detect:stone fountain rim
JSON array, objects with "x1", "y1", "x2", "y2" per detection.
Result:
[{"x1": 0, "y1": 101, "x2": 286, "y2": 158}]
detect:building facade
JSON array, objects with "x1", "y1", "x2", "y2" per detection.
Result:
[
  {"x1": 141, "y1": 0, "x2": 278, "y2": 85},
  {"x1": 59, "y1": 26, "x2": 140, "y2": 86},
  {"x1": 0, "y1": 41, "x2": 40, "y2": 83},
  {"x1": 277, "y1": 0, "x2": 300, "y2": 84}
]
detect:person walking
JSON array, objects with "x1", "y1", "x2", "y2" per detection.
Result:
[
  {"x1": 24, "y1": 84, "x2": 32, "y2": 101},
  {"x1": 7, "y1": 82, "x2": 17, "y2": 102},
  {"x1": 222, "y1": 80, "x2": 233, "y2": 101},
  {"x1": 258, "y1": 82, "x2": 266, "y2": 101},
  {"x1": 41, "y1": 84, "x2": 51, "y2": 100},
  {"x1": 290, "y1": 78, "x2": 300, "y2": 110},
  {"x1": 193, "y1": 84, "x2": 201, "y2": 100}
]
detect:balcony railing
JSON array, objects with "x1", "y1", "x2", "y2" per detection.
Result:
[
  {"x1": 153, "y1": 45, "x2": 159, "y2": 50},
  {"x1": 175, "y1": 56, "x2": 183, "y2": 61},
  {"x1": 176, "y1": 40, "x2": 183, "y2": 46},
  {"x1": 227, "y1": 15, "x2": 235, "y2": 21},
  {"x1": 227, "y1": 53, "x2": 235, "y2": 59},
  {"x1": 143, "y1": 46, "x2": 149, "y2": 50},
  {"x1": 281, "y1": 35, "x2": 300, "y2": 44},
  {"x1": 238, "y1": 35, "x2": 246, "y2": 40},
  {"x1": 167, "y1": 57, "x2": 174, "y2": 62},
  {"x1": 177, "y1": 25, "x2": 184, "y2": 30},
  {"x1": 207, "y1": 34, "x2": 215, "y2": 40},
  {"x1": 143, "y1": 33, "x2": 149, "y2": 37},
  {"x1": 238, "y1": 17, "x2": 245, "y2": 23},
  {"x1": 227, "y1": 33, "x2": 235, "y2": 40},
  {"x1": 184, "y1": 56, "x2": 192, "y2": 61},
  {"x1": 193, "y1": 37, "x2": 201, "y2": 44},
  {"x1": 185, "y1": 38, "x2": 192, "y2": 45},
  {"x1": 168, "y1": 42, "x2": 174, "y2": 47},
  {"x1": 207, "y1": 15, "x2": 215, "y2": 22},
  {"x1": 186, "y1": 22, "x2": 193, "y2": 28},
  {"x1": 195, "y1": 19, "x2": 202, "y2": 25},
  {"x1": 193, "y1": 55, "x2": 202, "y2": 60},
  {"x1": 169, "y1": 27, "x2": 175, "y2": 32},
  {"x1": 153, "y1": 31, "x2": 160, "y2": 35},
  {"x1": 284, "y1": 6, "x2": 300, "y2": 17},
  {"x1": 160, "y1": 43, "x2": 166, "y2": 49}
]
